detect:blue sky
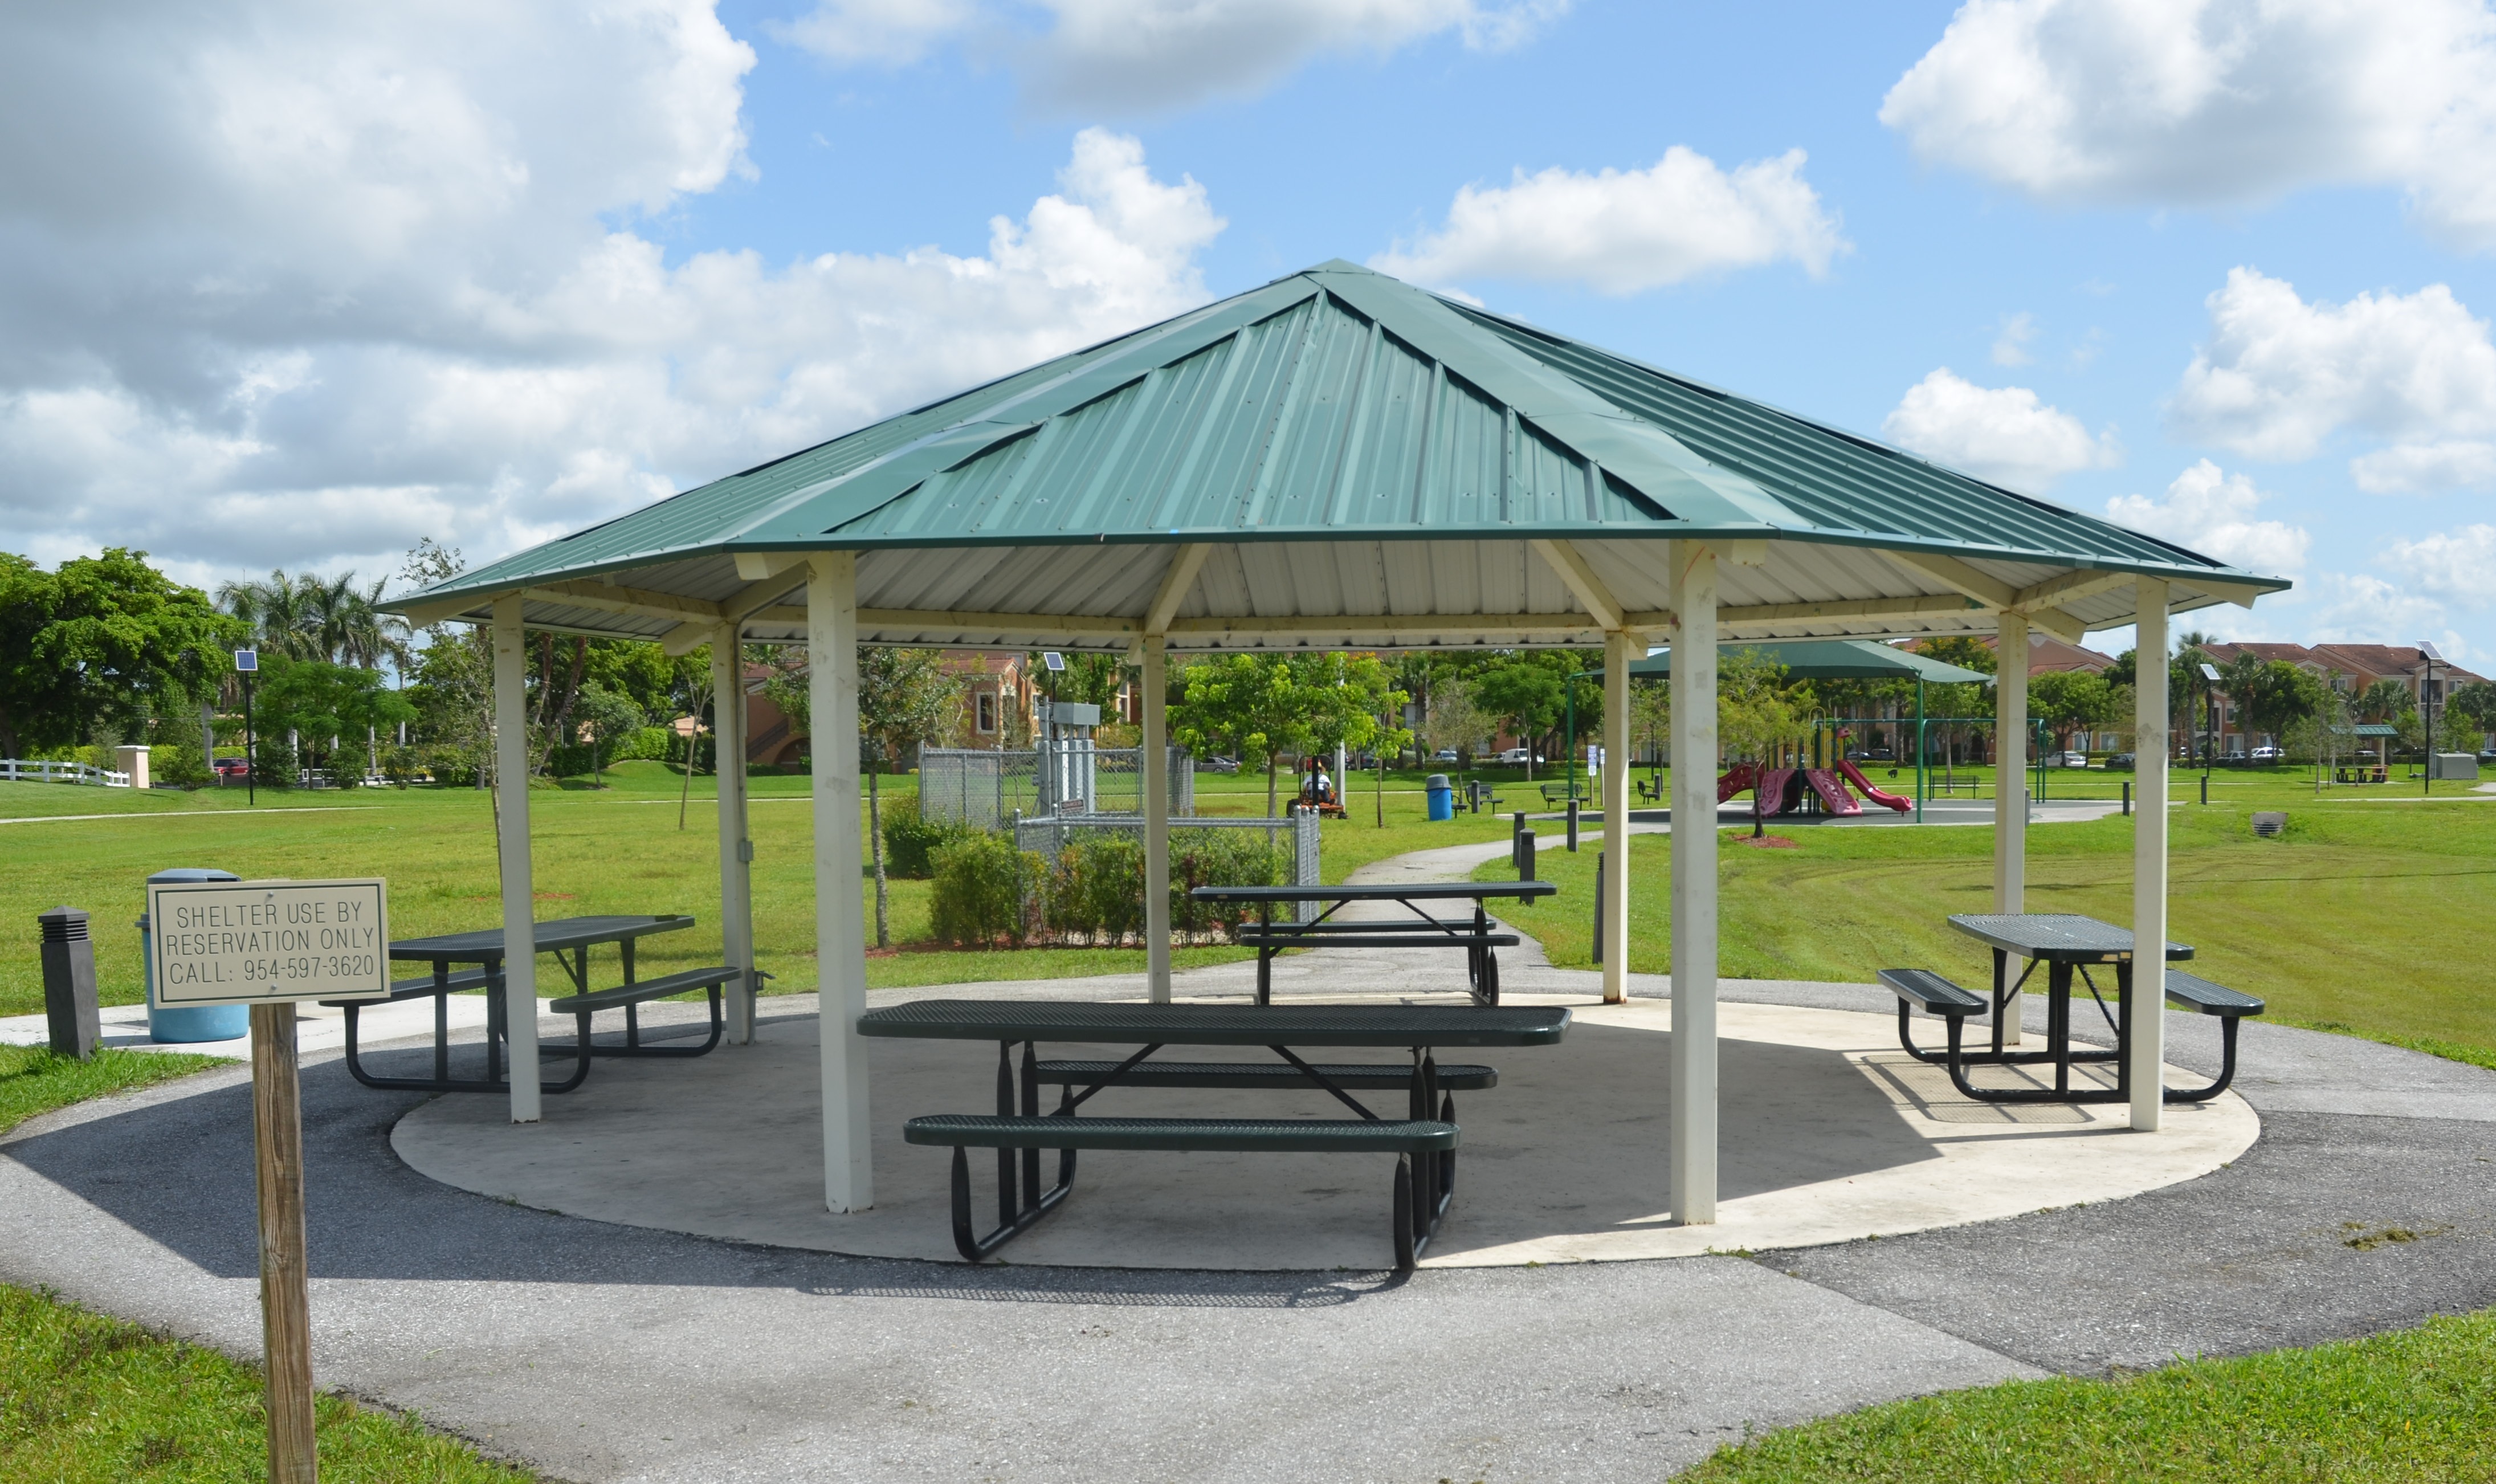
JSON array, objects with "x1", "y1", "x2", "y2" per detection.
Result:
[{"x1": 5, "y1": 0, "x2": 2493, "y2": 659}]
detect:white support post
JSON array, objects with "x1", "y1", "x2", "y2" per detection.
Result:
[
  {"x1": 712, "y1": 623, "x2": 756, "y2": 1043},
  {"x1": 1142, "y1": 635, "x2": 1172, "y2": 1004},
  {"x1": 810, "y1": 553, "x2": 873, "y2": 1209},
  {"x1": 2130, "y1": 580, "x2": 2170, "y2": 1132},
  {"x1": 1993, "y1": 611, "x2": 2029, "y2": 914},
  {"x1": 1667, "y1": 543, "x2": 1719, "y2": 1224},
  {"x1": 1601, "y1": 628, "x2": 1632, "y2": 1004},
  {"x1": 490, "y1": 596, "x2": 541, "y2": 1124}
]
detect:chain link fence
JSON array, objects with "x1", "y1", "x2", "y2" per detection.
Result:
[{"x1": 919, "y1": 745, "x2": 1195, "y2": 830}]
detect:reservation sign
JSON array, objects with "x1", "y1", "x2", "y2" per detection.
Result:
[{"x1": 149, "y1": 878, "x2": 390, "y2": 1006}]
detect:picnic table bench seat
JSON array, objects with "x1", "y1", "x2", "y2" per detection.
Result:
[
  {"x1": 1031, "y1": 1058, "x2": 1495, "y2": 1092},
  {"x1": 544, "y1": 964, "x2": 741, "y2": 1059},
  {"x1": 903, "y1": 1114, "x2": 1459, "y2": 1269},
  {"x1": 324, "y1": 968, "x2": 504, "y2": 1092},
  {"x1": 1881, "y1": 965, "x2": 2261, "y2": 1104}
]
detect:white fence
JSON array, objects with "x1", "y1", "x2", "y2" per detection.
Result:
[
  {"x1": 1012, "y1": 808, "x2": 1325, "y2": 923},
  {"x1": 1, "y1": 759, "x2": 130, "y2": 787}
]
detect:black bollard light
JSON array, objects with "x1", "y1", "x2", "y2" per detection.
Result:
[
  {"x1": 1565, "y1": 798, "x2": 1580, "y2": 851},
  {"x1": 1517, "y1": 829, "x2": 1537, "y2": 890},
  {"x1": 38, "y1": 907, "x2": 100, "y2": 1059}
]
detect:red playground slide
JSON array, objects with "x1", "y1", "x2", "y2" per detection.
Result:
[
  {"x1": 1801, "y1": 769, "x2": 1862, "y2": 816},
  {"x1": 1715, "y1": 763, "x2": 1756, "y2": 804},
  {"x1": 1836, "y1": 757, "x2": 1914, "y2": 814},
  {"x1": 1751, "y1": 768, "x2": 1798, "y2": 816}
]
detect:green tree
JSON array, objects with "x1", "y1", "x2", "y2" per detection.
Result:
[
  {"x1": 2448, "y1": 680, "x2": 2496, "y2": 745},
  {"x1": 2029, "y1": 670, "x2": 2118, "y2": 753},
  {"x1": 250, "y1": 657, "x2": 417, "y2": 780},
  {"x1": 0, "y1": 549, "x2": 238, "y2": 759},
  {"x1": 1470, "y1": 657, "x2": 1567, "y2": 780},
  {"x1": 573, "y1": 681, "x2": 648, "y2": 785},
  {"x1": 2220, "y1": 657, "x2": 2325, "y2": 746},
  {"x1": 1717, "y1": 648, "x2": 1814, "y2": 836},
  {"x1": 1171, "y1": 654, "x2": 1311, "y2": 815}
]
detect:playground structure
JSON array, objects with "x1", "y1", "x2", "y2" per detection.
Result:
[{"x1": 1714, "y1": 756, "x2": 1914, "y2": 821}]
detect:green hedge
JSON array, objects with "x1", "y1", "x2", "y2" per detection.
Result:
[
  {"x1": 549, "y1": 724, "x2": 679, "y2": 779},
  {"x1": 928, "y1": 826, "x2": 1283, "y2": 948},
  {"x1": 884, "y1": 813, "x2": 973, "y2": 878}
]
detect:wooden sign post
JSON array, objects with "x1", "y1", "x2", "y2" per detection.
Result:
[{"x1": 149, "y1": 877, "x2": 389, "y2": 1484}]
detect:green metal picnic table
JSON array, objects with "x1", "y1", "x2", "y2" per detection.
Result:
[
  {"x1": 858, "y1": 998, "x2": 1572, "y2": 1266},
  {"x1": 1190, "y1": 882, "x2": 1556, "y2": 1005}
]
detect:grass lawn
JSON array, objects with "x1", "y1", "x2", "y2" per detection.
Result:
[
  {"x1": 1, "y1": 1045, "x2": 536, "y2": 1479},
  {"x1": 1, "y1": 1045, "x2": 225, "y2": 1136},
  {"x1": 1684, "y1": 1307, "x2": 2496, "y2": 1483},
  {"x1": 0, "y1": 1282, "x2": 534, "y2": 1482},
  {"x1": 0, "y1": 761, "x2": 1518, "y2": 1016},
  {"x1": 1475, "y1": 764, "x2": 2496, "y2": 1063}
]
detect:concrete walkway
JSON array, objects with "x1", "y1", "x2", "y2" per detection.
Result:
[{"x1": 3, "y1": 839, "x2": 2493, "y2": 1479}]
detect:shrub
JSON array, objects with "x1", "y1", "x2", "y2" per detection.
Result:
[
  {"x1": 884, "y1": 813, "x2": 972, "y2": 879},
  {"x1": 151, "y1": 743, "x2": 213, "y2": 788},
  {"x1": 1171, "y1": 830, "x2": 1283, "y2": 943},
  {"x1": 929, "y1": 833, "x2": 1043, "y2": 947}
]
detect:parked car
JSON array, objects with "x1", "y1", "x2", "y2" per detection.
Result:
[
  {"x1": 2250, "y1": 745, "x2": 2284, "y2": 763},
  {"x1": 1845, "y1": 747, "x2": 1897, "y2": 763},
  {"x1": 211, "y1": 757, "x2": 250, "y2": 781},
  {"x1": 1201, "y1": 755, "x2": 1239, "y2": 773},
  {"x1": 2105, "y1": 753, "x2": 2136, "y2": 770},
  {"x1": 1493, "y1": 747, "x2": 1543, "y2": 765},
  {"x1": 1430, "y1": 747, "x2": 1459, "y2": 764},
  {"x1": 2045, "y1": 751, "x2": 2089, "y2": 769}
]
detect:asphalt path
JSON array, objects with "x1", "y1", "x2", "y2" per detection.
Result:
[{"x1": 5, "y1": 846, "x2": 2493, "y2": 1478}]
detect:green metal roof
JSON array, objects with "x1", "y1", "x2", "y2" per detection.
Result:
[
  {"x1": 1592, "y1": 639, "x2": 1989, "y2": 684},
  {"x1": 386, "y1": 260, "x2": 2289, "y2": 651}
]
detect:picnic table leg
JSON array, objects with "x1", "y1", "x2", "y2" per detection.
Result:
[
  {"x1": 1020, "y1": 1041, "x2": 1042, "y2": 1214},
  {"x1": 2049, "y1": 960, "x2": 2072, "y2": 1098},
  {"x1": 485, "y1": 955, "x2": 504, "y2": 1085},
  {"x1": 1257, "y1": 900, "x2": 1273, "y2": 1006},
  {"x1": 995, "y1": 1041, "x2": 1018, "y2": 1225},
  {"x1": 433, "y1": 960, "x2": 451, "y2": 1086},
  {"x1": 2115, "y1": 958, "x2": 2134, "y2": 1104},
  {"x1": 622, "y1": 938, "x2": 639, "y2": 1053},
  {"x1": 1991, "y1": 948, "x2": 2009, "y2": 1057}
]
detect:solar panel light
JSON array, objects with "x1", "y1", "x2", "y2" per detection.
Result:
[{"x1": 234, "y1": 649, "x2": 258, "y2": 672}]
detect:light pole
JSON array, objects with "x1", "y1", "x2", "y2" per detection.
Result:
[
  {"x1": 235, "y1": 649, "x2": 258, "y2": 806},
  {"x1": 2199, "y1": 662, "x2": 2220, "y2": 805},
  {"x1": 2420, "y1": 640, "x2": 2444, "y2": 796}
]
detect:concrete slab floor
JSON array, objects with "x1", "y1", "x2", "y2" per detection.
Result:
[{"x1": 390, "y1": 994, "x2": 2256, "y2": 1269}]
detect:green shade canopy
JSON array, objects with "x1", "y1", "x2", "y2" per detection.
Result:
[
  {"x1": 1589, "y1": 639, "x2": 1991, "y2": 684},
  {"x1": 386, "y1": 261, "x2": 2287, "y2": 653}
]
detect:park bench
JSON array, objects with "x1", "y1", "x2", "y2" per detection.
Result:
[
  {"x1": 1538, "y1": 782, "x2": 1586, "y2": 806},
  {"x1": 1877, "y1": 968, "x2": 1989, "y2": 1066},
  {"x1": 1881, "y1": 961, "x2": 2262, "y2": 1104},
  {"x1": 2157, "y1": 969, "x2": 2265, "y2": 1100},
  {"x1": 1634, "y1": 776, "x2": 1662, "y2": 804},
  {"x1": 903, "y1": 1114, "x2": 1458, "y2": 1269},
  {"x1": 544, "y1": 964, "x2": 741, "y2": 1062}
]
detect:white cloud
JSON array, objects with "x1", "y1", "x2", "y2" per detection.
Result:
[
  {"x1": 771, "y1": 0, "x2": 980, "y2": 64},
  {"x1": 1880, "y1": 0, "x2": 2496, "y2": 249},
  {"x1": 776, "y1": 0, "x2": 1569, "y2": 111},
  {"x1": 1880, "y1": 369, "x2": 2120, "y2": 492},
  {"x1": 2306, "y1": 572, "x2": 2470, "y2": 658},
  {"x1": 1992, "y1": 311, "x2": 2038, "y2": 366},
  {"x1": 2168, "y1": 269, "x2": 2496, "y2": 478},
  {"x1": 1368, "y1": 147, "x2": 1846, "y2": 294},
  {"x1": 0, "y1": 1, "x2": 1225, "y2": 587},
  {"x1": 2104, "y1": 459, "x2": 2309, "y2": 576},
  {"x1": 2350, "y1": 440, "x2": 2496, "y2": 493},
  {"x1": 2385, "y1": 524, "x2": 2496, "y2": 607}
]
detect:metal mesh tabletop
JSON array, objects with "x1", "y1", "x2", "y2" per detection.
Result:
[
  {"x1": 857, "y1": 999, "x2": 1571, "y2": 1047},
  {"x1": 1947, "y1": 914, "x2": 2192, "y2": 962},
  {"x1": 389, "y1": 915, "x2": 695, "y2": 961},
  {"x1": 1190, "y1": 883, "x2": 1555, "y2": 901}
]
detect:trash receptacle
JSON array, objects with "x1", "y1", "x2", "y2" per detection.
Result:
[
  {"x1": 140, "y1": 868, "x2": 249, "y2": 1042},
  {"x1": 1425, "y1": 773, "x2": 1454, "y2": 821}
]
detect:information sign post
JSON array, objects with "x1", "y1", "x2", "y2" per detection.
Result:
[{"x1": 148, "y1": 876, "x2": 388, "y2": 1484}]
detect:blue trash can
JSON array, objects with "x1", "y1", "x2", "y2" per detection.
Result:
[
  {"x1": 1425, "y1": 773, "x2": 1455, "y2": 822},
  {"x1": 140, "y1": 868, "x2": 250, "y2": 1042}
]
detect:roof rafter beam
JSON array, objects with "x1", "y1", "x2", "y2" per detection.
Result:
[
  {"x1": 1885, "y1": 551, "x2": 2019, "y2": 610},
  {"x1": 2009, "y1": 568, "x2": 2132, "y2": 613},
  {"x1": 526, "y1": 579, "x2": 724, "y2": 624},
  {"x1": 859, "y1": 609, "x2": 1143, "y2": 639},
  {"x1": 1529, "y1": 539, "x2": 1626, "y2": 631},
  {"x1": 1144, "y1": 544, "x2": 1212, "y2": 636}
]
